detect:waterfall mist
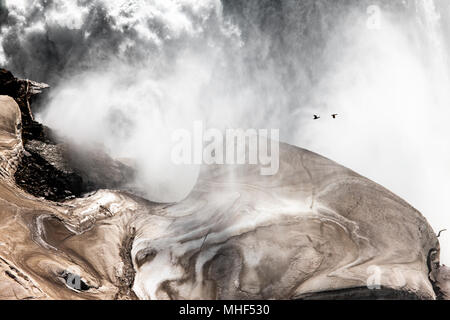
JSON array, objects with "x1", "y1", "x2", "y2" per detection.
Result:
[{"x1": 0, "y1": 0, "x2": 449, "y2": 262}]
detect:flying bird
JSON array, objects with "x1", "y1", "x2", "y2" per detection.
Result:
[
  {"x1": 313, "y1": 115, "x2": 320, "y2": 120},
  {"x1": 331, "y1": 114, "x2": 338, "y2": 119}
]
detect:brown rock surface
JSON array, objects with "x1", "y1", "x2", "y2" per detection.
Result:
[{"x1": 0, "y1": 94, "x2": 445, "y2": 299}]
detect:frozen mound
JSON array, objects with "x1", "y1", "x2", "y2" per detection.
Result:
[{"x1": 0, "y1": 93, "x2": 445, "y2": 300}]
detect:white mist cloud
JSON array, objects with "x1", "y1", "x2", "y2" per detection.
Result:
[
  {"x1": 40, "y1": 53, "x2": 216, "y2": 202},
  {"x1": 294, "y1": 2, "x2": 450, "y2": 263}
]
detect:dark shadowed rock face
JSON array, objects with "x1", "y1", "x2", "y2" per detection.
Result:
[
  {"x1": 0, "y1": 68, "x2": 81, "y2": 201},
  {"x1": 0, "y1": 70, "x2": 20, "y2": 96},
  {"x1": 0, "y1": 70, "x2": 447, "y2": 300},
  {"x1": 15, "y1": 140, "x2": 83, "y2": 201}
]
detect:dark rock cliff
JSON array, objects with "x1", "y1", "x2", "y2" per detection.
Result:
[{"x1": 1, "y1": 69, "x2": 133, "y2": 201}]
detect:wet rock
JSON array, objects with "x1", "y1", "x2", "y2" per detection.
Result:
[
  {"x1": 0, "y1": 68, "x2": 49, "y2": 122},
  {"x1": 25, "y1": 140, "x2": 74, "y2": 175},
  {"x1": 14, "y1": 145, "x2": 83, "y2": 202},
  {"x1": 430, "y1": 265, "x2": 450, "y2": 300},
  {"x1": 0, "y1": 69, "x2": 133, "y2": 201},
  {"x1": 0, "y1": 70, "x2": 447, "y2": 300}
]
